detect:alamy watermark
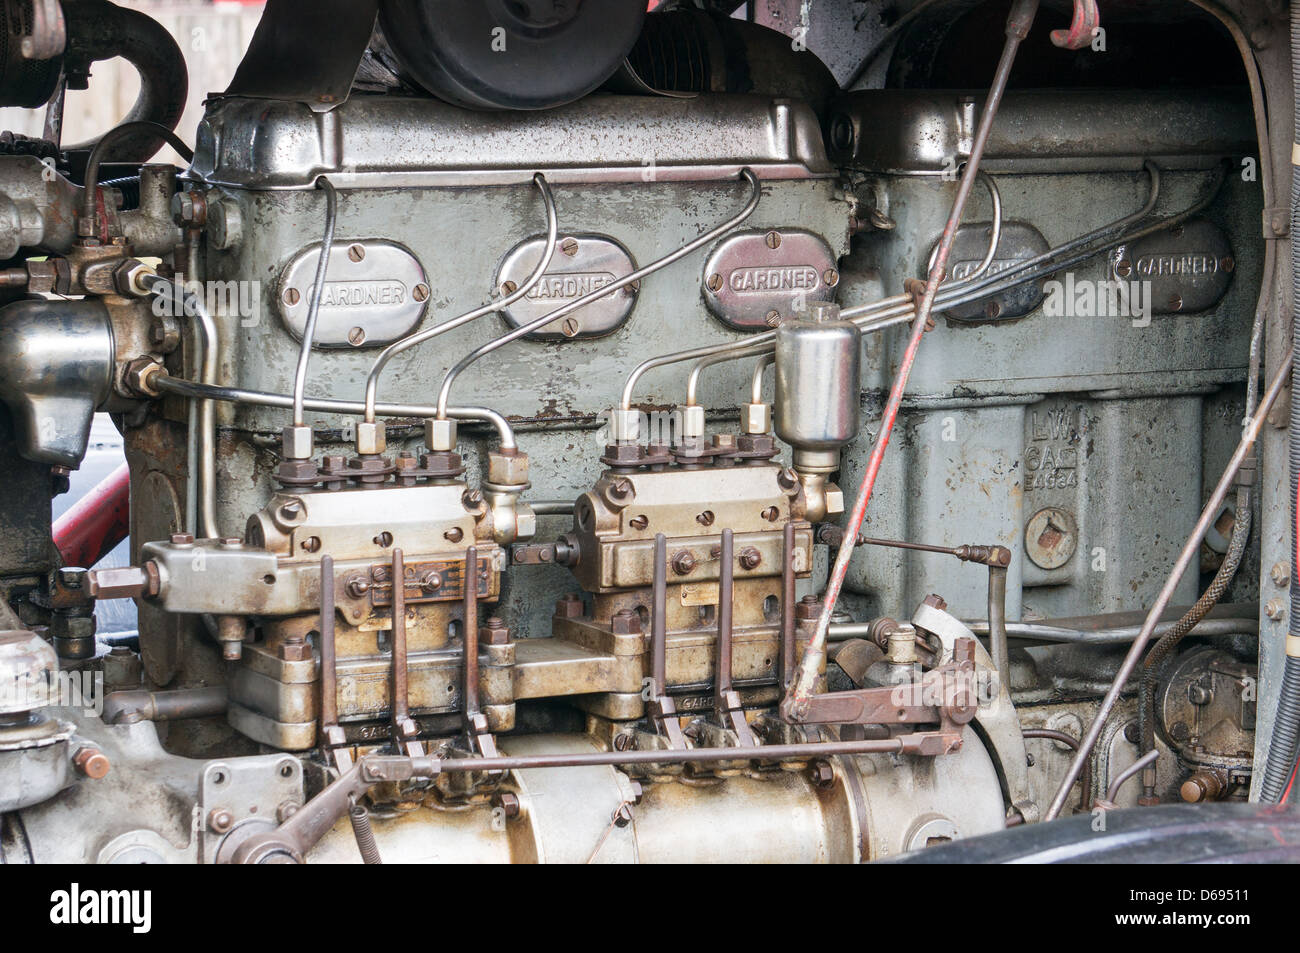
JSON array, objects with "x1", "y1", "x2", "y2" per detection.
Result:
[
  {"x1": 0, "y1": 669, "x2": 103, "y2": 716},
  {"x1": 151, "y1": 272, "x2": 262, "y2": 328},
  {"x1": 1042, "y1": 273, "x2": 1153, "y2": 327}
]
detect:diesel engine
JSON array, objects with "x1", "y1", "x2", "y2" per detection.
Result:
[{"x1": 0, "y1": 0, "x2": 1295, "y2": 865}]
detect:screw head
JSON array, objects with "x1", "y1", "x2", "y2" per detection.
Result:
[
  {"x1": 347, "y1": 243, "x2": 366, "y2": 262},
  {"x1": 707, "y1": 273, "x2": 724, "y2": 292},
  {"x1": 765, "y1": 230, "x2": 781, "y2": 249},
  {"x1": 347, "y1": 326, "x2": 366, "y2": 346},
  {"x1": 560, "y1": 237, "x2": 579, "y2": 256},
  {"x1": 413, "y1": 283, "x2": 430, "y2": 302}
]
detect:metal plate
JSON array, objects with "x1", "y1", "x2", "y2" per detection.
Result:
[
  {"x1": 933, "y1": 220, "x2": 1048, "y2": 322},
  {"x1": 829, "y1": 88, "x2": 1255, "y2": 174},
  {"x1": 702, "y1": 228, "x2": 838, "y2": 331},
  {"x1": 191, "y1": 94, "x2": 833, "y2": 189},
  {"x1": 1108, "y1": 218, "x2": 1234, "y2": 315},
  {"x1": 277, "y1": 240, "x2": 429, "y2": 348},
  {"x1": 496, "y1": 234, "x2": 637, "y2": 340}
]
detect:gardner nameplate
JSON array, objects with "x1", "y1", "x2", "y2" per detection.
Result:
[
  {"x1": 278, "y1": 240, "x2": 429, "y2": 348},
  {"x1": 931, "y1": 221, "x2": 1049, "y2": 322},
  {"x1": 496, "y1": 233, "x2": 638, "y2": 340},
  {"x1": 703, "y1": 228, "x2": 837, "y2": 331},
  {"x1": 1108, "y1": 217, "x2": 1233, "y2": 315}
]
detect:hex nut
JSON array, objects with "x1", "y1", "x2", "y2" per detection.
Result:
[
  {"x1": 742, "y1": 402, "x2": 771, "y2": 435},
  {"x1": 426, "y1": 417, "x2": 458, "y2": 452},
  {"x1": 355, "y1": 421, "x2": 387, "y2": 455},
  {"x1": 481, "y1": 617, "x2": 510, "y2": 645},
  {"x1": 281, "y1": 425, "x2": 314, "y2": 460},
  {"x1": 124, "y1": 357, "x2": 165, "y2": 397},
  {"x1": 513, "y1": 505, "x2": 537, "y2": 541},
  {"x1": 487, "y1": 450, "x2": 530, "y2": 487},
  {"x1": 609, "y1": 409, "x2": 640, "y2": 443},
  {"x1": 279, "y1": 639, "x2": 311, "y2": 662},
  {"x1": 610, "y1": 609, "x2": 641, "y2": 634},
  {"x1": 113, "y1": 259, "x2": 156, "y2": 297},
  {"x1": 680, "y1": 405, "x2": 706, "y2": 439}
]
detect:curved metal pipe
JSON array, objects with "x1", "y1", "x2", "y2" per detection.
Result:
[
  {"x1": 1104, "y1": 749, "x2": 1160, "y2": 806},
  {"x1": 81, "y1": 121, "x2": 193, "y2": 225},
  {"x1": 150, "y1": 373, "x2": 518, "y2": 450},
  {"x1": 685, "y1": 341, "x2": 773, "y2": 407},
  {"x1": 363, "y1": 173, "x2": 558, "y2": 422},
  {"x1": 142, "y1": 274, "x2": 219, "y2": 539},
  {"x1": 751, "y1": 353, "x2": 774, "y2": 405},
  {"x1": 440, "y1": 168, "x2": 762, "y2": 419},
  {"x1": 293, "y1": 178, "x2": 338, "y2": 427}
]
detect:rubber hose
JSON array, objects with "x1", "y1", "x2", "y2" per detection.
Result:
[
  {"x1": 62, "y1": 0, "x2": 188, "y2": 161},
  {"x1": 1259, "y1": 1, "x2": 1300, "y2": 803}
]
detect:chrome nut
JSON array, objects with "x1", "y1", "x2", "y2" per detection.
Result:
[
  {"x1": 355, "y1": 420, "x2": 386, "y2": 455},
  {"x1": 742, "y1": 402, "x2": 771, "y2": 435},
  {"x1": 281, "y1": 425, "x2": 314, "y2": 460},
  {"x1": 609, "y1": 408, "x2": 640, "y2": 443},
  {"x1": 513, "y1": 503, "x2": 537, "y2": 542},
  {"x1": 487, "y1": 450, "x2": 529, "y2": 487},
  {"x1": 680, "y1": 404, "x2": 706, "y2": 439},
  {"x1": 426, "y1": 417, "x2": 458, "y2": 452}
]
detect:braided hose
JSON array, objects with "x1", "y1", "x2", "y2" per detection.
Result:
[{"x1": 1258, "y1": 1, "x2": 1300, "y2": 804}]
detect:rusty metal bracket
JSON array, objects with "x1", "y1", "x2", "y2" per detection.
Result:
[{"x1": 782, "y1": 638, "x2": 980, "y2": 756}]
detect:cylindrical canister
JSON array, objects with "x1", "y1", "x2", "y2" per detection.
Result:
[{"x1": 774, "y1": 303, "x2": 861, "y2": 452}]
